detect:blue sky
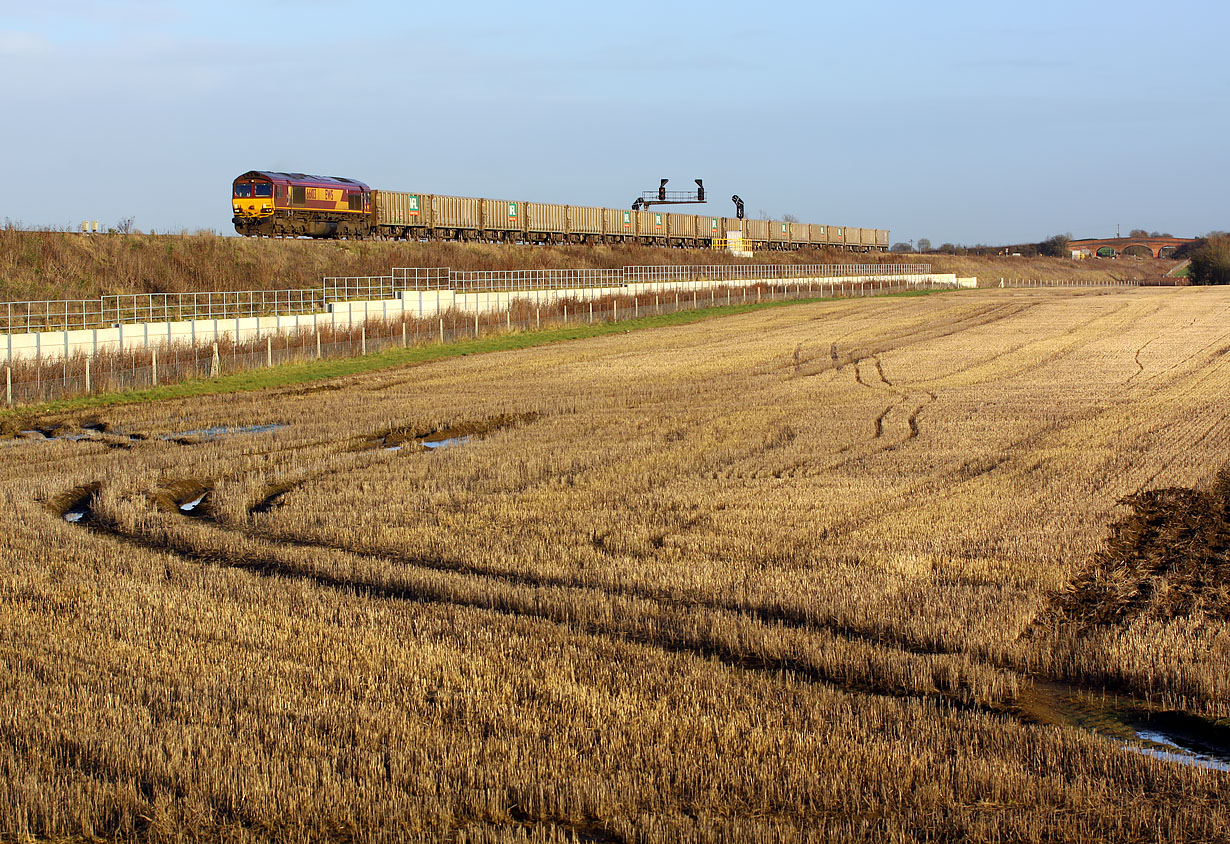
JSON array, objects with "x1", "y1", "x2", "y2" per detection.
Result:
[{"x1": 1, "y1": 0, "x2": 1226, "y2": 245}]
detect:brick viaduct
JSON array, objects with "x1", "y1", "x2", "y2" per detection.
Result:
[{"x1": 1068, "y1": 236, "x2": 1194, "y2": 258}]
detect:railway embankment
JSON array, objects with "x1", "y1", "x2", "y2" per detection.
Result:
[{"x1": 0, "y1": 227, "x2": 1177, "y2": 301}]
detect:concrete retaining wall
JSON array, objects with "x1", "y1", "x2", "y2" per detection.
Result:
[{"x1": 2, "y1": 272, "x2": 958, "y2": 364}]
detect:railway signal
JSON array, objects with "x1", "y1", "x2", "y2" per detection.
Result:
[{"x1": 635, "y1": 178, "x2": 708, "y2": 207}]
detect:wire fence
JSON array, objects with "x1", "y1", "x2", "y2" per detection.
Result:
[
  {"x1": 1, "y1": 263, "x2": 933, "y2": 333},
  {"x1": 988, "y1": 277, "x2": 1151, "y2": 289},
  {"x1": 3, "y1": 276, "x2": 937, "y2": 407}
]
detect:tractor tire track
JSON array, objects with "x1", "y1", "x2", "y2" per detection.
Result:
[{"x1": 65, "y1": 481, "x2": 1020, "y2": 712}]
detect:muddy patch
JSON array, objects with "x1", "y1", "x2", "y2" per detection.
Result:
[
  {"x1": 50, "y1": 482, "x2": 102, "y2": 524},
  {"x1": 251, "y1": 479, "x2": 303, "y2": 515},
  {"x1": 354, "y1": 412, "x2": 536, "y2": 453},
  {"x1": 1048, "y1": 470, "x2": 1230, "y2": 630}
]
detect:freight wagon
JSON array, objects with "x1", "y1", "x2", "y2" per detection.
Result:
[{"x1": 232, "y1": 171, "x2": 888, "y2": 252}]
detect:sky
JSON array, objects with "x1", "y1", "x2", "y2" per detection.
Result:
[{"x1": 1, "y1": 0, "x2": 1226, "y2": 246}]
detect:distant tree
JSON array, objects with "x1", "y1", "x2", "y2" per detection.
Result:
[
  {"x1": 938, "y1": 243, "x2": 959, "y2": 254},
  {"x1": 115, "y1": 216, "x2": 136, "y2": 235},
  {"x1": 916, "y1": 238, "x2": 931, "y2": 253},
  {"x1": 783, "y1": 214, "x2": 799, "y2": 223},
  {"x1": 890, "y1": 242, "x2": 914, "y2": 253},
  {"x1": 1129, "y1": 228, "x2": 1149, "y2": 238},
  {"x1": 1037, "y1": 233, "x2": 1070, "y2": 258},
  {"x1": 1187, "y1": 235, "x2": 1230, "y2": 285}
]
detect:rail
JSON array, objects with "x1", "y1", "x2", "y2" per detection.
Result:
[{"x1": 1, "y1": 262, "x2": 933, "y2": 333}]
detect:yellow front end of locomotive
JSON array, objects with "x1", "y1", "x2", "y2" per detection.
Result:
[{"x1": 232, "y1": 182, "x2": 276, "y2": 218}]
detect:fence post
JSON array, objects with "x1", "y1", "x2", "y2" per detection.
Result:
[
  {"x1": 4, "y1": 366, "x2": 9, "y2": 406},
  {"x1": 361, "y1": 327, "x2": 366, "y2": 356},
  {"x1": 85, "y1": 357, "x2": 91, "y2": 393},
  {"x1": 402, "y1": 322, "x2": 407, "y2": 347},
  {"x1": 536, "y1": 308, "x2": 540, "y2": 330},
  {"x1": 589, "y1": 302, "x2": 593, "y2": 323},
  {"x1": 151, "y1": 348, "x2": 157, "y2": 386},
  {"x1": 316, "y1": 330, "x2": 322, "y2": 359},
  {"x1": 474, "y1": 311, "x2": 479, "y2": 337},
  {"x1": 507, "y1": 309, "x2": 512, "y2": 331},
  {"x1": 266, "y1": 336, "x2": 272, "y2": 367},
  {"x1": 439, "y1": 318, "x2": 444, "y2": 344},
  {"x1": 614, "y1": 302, "x2": 618, "y2": 322},
  {"x1": 211, "y1": 342, "x2": 220, "y2": 377}
]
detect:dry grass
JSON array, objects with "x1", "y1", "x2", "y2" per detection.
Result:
[
  {"x1": 3, "y1": 286, "x2": 1230, "y2": 842},
  {"x1": 0, "y1": 226, "x2": 1174, "y2": 301}
]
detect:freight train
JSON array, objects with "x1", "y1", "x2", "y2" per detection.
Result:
[{"x1": 231, "y1": 170, "x2": 889, "y2": 252}]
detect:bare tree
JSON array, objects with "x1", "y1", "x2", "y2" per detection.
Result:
[{"x1": 115, "y1": 217, "x2": 136, "y2": 235}]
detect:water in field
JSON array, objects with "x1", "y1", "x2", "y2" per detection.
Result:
[
  {"x1": 10, "y1": 421, "x2": 286, "y2": 446},
  {"x1": 1127, "y1": 730, "x2": 1230, "y2": 772},
  {"x1": 422, "y1": 435, "x2": 470, "y2": 449},
  {"x1": 1020, "y1": 681, "x2": 1230, "y2": 773},
  {"x1": 179, "y1": 492, "x2": 208, "y2": 512},
  {"x1": 160, "y1": 423, "x2": 286, "y2": 441}
]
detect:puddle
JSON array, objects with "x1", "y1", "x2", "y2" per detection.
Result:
[
  {"x1": 17, "y1": 429, "x2": 94, "y2": 442},
  {"x1": 423, "y1": 435, "x2": 470, "y2": 449},
  {"x1": 1019, "y1": 680, "x2": 1230, "y2": 773},
  {"x1": 8, "y1": 421, "x2": 283, "y2": 447},
  {"x1": 50, "y1": 483, "x2": 101, "y2": 524},
  {"x1": 151, "y1": 480, "x2": 213, "y2": 520},
  {"x1": 357, "y1": 413, "x2": 534, "y2": 453},
  {"x1": 179, "y1": 492, "x2": 207, "y2": 512},
  {"x1": 1128, "y1": 730, "x2": 1230, "y2": 772},
  {"x1": 159, "y1": 423, "x2": 286, "y2": 443}
]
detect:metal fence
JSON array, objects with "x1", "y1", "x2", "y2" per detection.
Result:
[
  {"x1": 389, "y1": 267, "x2": 452, "y2": 291},
  {"x1": 101, "y1": 290, "x2": 326, "y2": 325},
  {"x1": 1, "y1": 262, "x2": 934, "y2": 334},
  {"x1": 449, "y1": 268, "x2": 626, "y2": 292},
  {"x1": 4, "y1": 275, "x2": 934, "y2": 407},
  {"x1": 622, "y1": 263, "x2": 932, "y2": 283},
  {"x1": 2, "y1": 299, "x2": 107, "y2": 334}
]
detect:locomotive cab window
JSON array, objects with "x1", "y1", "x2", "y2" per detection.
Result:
[
  {"x1": 253, "y1": 183, "x2": 272, "y2": 198},
  {"x1": 348, "y1": 193, "x2": 364, "y2": 211},
  {"x1": 233, "y1": 184, "x2": 252, "y2": 198}
]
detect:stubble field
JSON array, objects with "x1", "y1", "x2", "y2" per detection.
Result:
[{"x1": 3, "y1": 286, "x2": 1229, "y2": 842}]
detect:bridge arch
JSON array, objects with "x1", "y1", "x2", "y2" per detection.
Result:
[
  {"x1": 1096, "y1": 246, "x2": 1117, "y2": 258},
  {"x1": 1122, "y1": 244, "x2": 1154, "y2": 258}
]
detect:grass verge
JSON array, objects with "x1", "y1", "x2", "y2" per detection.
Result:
[{"x1": 2, "y1": 289, "x2": 944, "y2": 419}]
